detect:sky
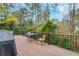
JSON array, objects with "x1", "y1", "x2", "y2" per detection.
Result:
[{"x1": 9, "y1": 3, "x2": 79, "y2": 20}]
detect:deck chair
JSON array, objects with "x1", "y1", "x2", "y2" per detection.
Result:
[{"x1": 38, "y1": 34, "x2": 47, "y2": 45}]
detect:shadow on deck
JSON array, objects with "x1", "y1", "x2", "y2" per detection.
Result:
[{"x1": 15, "y1": 35, "x2": 79, "y2": 56}]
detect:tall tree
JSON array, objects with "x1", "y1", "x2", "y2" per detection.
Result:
[
  {"x1": 0, "y1": 3, "x2": 15, "y2": 30},
  {"x1": 69, "y1": 3, "x2": 76, "y2": 34},
  {"x1": 31, "y1": 3, "x2": 41, "y2": 25},
  {"x1": 43, "y1": 4, "x2": 50, "y2": 21},
  {"x1": 0, "y1": 3, "x2": 14, "y2": 20}
]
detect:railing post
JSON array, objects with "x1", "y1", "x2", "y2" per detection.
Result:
[
  {"x1": 69, "y1": 35, "x2": 71, "y2": 49},
  {"x1": 73, "y1": 35, "x2": 75, "y2": 51},
  {"x1": 59, "y1": 34, "x2": 61, "y2": 47},
  {"x1": 75, "y1": 36, "x2": 77, "y2": 52},
  {"x1": 47, "y1": 32, "x2": 51, "y2": 44},
  {"x1": 62, "y1": 34, "x2": 64, "y2": 48},
  {"x1": 72, "y1": 35, "x2": 74, "y2": 50}
]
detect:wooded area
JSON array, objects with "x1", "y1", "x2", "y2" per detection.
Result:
[{"x1": 0, "y1": 3, "x2": 79, "y2": 35}]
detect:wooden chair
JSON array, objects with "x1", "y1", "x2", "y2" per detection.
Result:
[{"x1": 38, "y1": 34, "x2": 48, "y2": 45}]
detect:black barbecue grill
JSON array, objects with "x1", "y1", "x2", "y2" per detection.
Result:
[{"x1": 0, "y1": 30, "x2": 17, "y2": 56}]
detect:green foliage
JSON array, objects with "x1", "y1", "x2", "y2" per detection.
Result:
[
  {"x1": 50, "y1": 34, "x2": 60, "y2": 45},
  {"x1": 0, "y1": 16, "x2": 17, "y2": 31},
  {"x1": 50, "y1": 34, "x2": 74, "y2": 49},
  {"x1": 26, "y1": 27, "x2": 35, "y2": 32},
  {"x1": 0, "y1": 23, "x2": 13, "y2": 30},
  {"x1": 60, "y1": 37, "x2": 70, "y2": 48},
  {"x1": 14, "y1": 24, "x2": 22, "y2": 34},
  {"x1": 26, "y1": 25, "x2": 35, "y2": 32},
  {"x1": 75, "y1": 30, "x2": 79, "y2": 35},
  {"x1": 43, "y1": 4, "x2": 50, "y2": 21},
  {"x1": 0, "y1": 4, "x2": 16, "y2": 31},
  {"x1": 0, "y1": 16, "x2": 17, "y2": 24},
  {"x1": 14, "y1": 24, "x2": 35, "y2": 34},
  {"x1": 0, "y1": 4, "x2": 14, "y2": 20},
  {"x1": 39, "y1": 20, "x2": 57, "y2": 33}
]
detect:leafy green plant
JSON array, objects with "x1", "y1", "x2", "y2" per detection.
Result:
[
  {"x1": 60, "y1": 37, "x2": 70, "y2": 48},
  {"x1": 39, "y1": 20, "x2": 57, "y2": 33},
  {"x1": 14, "y1": 24, "x2": 21, "y2": 34},
  {"x1": 50, "y1": 34, "x2": 60, "y2": 45}
]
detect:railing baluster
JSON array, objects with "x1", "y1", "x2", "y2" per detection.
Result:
[
  {"x1": 68, "y1": 35, "x2": 69, "y2": 49},
  {"x1": 63, "y1": 35, "x2": 65, "y2": 48},
  {"x1": 73, "y1": 35, "x2": 74, "y2": 51},
  {"x1": 67, "y1": 35, "x2": 69, "y2": 49},
  {"x1": 62, "y1": 34, "x2": 63, "y2": 47},
  {"x1": 75, "y1": 36, "x2": 77, "y2": 52},
  {"x1": 59, "y1": 34, "x2": 60, "y2": 46},
  {"x1": 73, "y1": 36, "x2": 75, "y2": 51},
  {"x1": 63, "y1": 35, "x2": 64, "y2": 48},
  {"x1": 60, "y1": 34, "x2": 62, "y2": 47},
  {"x1": 69, "y1": 35, "x2": 71, "y2": 50},
  {"x1": 76, "y1": 36, "x2": 78, "y2": 52}
]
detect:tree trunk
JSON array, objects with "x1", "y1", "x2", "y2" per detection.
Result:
[{"x1": 69, "y1": 4, "x2": 76, "y2": 34}]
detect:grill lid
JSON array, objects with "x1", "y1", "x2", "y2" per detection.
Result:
[{"x1": 0, "y1": 30, "x2": 15, "y2": 42}]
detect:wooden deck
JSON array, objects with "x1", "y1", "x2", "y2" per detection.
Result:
[{"x1": 15, "y1": 35, "x2": 79, "y2": 56}]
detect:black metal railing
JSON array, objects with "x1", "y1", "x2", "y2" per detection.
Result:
[
  {"x1": 33, "y1": 32, "x2": 79, "y2": 53},
  {"x1": 19, "y1": 31, "x2": 79, "y2": 53}
]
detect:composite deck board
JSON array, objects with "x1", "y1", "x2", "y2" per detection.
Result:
[{"x1": 15, "y1": 35, "x2": 79, "y2": 56}]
